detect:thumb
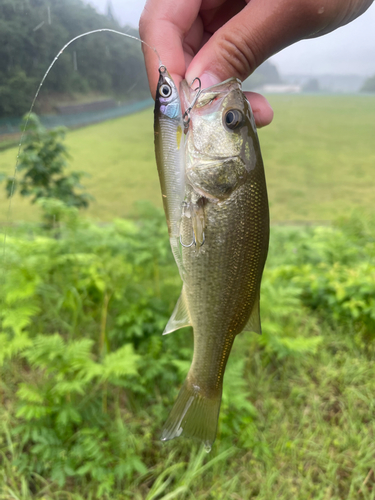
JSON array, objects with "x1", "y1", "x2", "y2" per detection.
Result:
[{"x1": 185, "y1": 0, "x2": 338, "y2": 87}]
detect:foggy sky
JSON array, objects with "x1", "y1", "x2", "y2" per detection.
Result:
[{"x1": 85, "y1": 0, "x2": 375, "y2": 76}]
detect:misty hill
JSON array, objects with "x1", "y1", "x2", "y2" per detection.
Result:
[{"x1": 0, "y1": 0, "x2": 148, "y2": 118}]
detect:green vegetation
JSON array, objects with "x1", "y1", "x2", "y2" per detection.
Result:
[
  {"x1": 2, "y1": 114, "x2": 91, "y2": 227},
  {"x1": 302, "y1": 78, "x2": 320, "y2": 92},
  {"x1": 0, "y1": 0, "x2": 147, "y2": 117},
  {"x1": 261, "y1": 94, "x2": 375, "y2": 222},
  {"x1": 0, "y1": 94, "x2": 374, "y2": 498},
  {"x1": 243, "y1": 61, "x2": 281, "y2": 89},
  {"x1": 1, "y1": 95, "x2": 374, "y2": 223},
  {"x1": 0, "y1": 107, "x2": 157, "y2": 223},
  {"x1": 361, "y1": 74, "x2": 375, "y2": 92},
  {"x1": 1, "y1": 206, "x2": 374, "y2": 498}
]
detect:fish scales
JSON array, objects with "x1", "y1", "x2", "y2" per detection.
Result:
[
  {"x1": 183, "y1": 173, "x2": 269, "y2": 394},
  {"x1": 154, "y1": 73, "x2": 269, "y2": 447}
]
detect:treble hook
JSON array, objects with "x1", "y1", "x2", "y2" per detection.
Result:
[
  {"x1": 179, "y1": 230, "x2": 205, "y2": 248},
  {"x1": 180, "y1": 231, "x2": 195, "y2": 248},
  {"x1": 183, "y1": 77, "x2": 202, "y2": 128}
]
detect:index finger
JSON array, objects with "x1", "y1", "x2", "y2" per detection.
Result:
[{"x1": 139, "y1": 0, "x2": 202, "y2": 97}]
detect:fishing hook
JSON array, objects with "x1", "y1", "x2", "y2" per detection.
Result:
[
  {"x1": 180, "y1": 232, "x2": 196, "y2": 248},
  {"x1": 179, "y1": 230, "x2": 205, "y2": 248},
  {"x1": 183, "y1": 77, "x2": 202, "y2": 129}
]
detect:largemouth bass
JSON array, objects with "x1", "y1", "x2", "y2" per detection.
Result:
[{"x1": 154, "y1": 74, "x2": 269, "y2": 448}]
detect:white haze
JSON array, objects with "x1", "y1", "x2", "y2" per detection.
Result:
[{"x1": 85, "y1": 0, "x2": 375, "y2": 77}]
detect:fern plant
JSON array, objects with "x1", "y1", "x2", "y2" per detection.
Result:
[{"x1": 14, "y1": 334, "x2": 143, "y2": 492}]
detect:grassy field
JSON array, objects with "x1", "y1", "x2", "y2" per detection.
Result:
[
  {"x1": 0, "y1": 94, "x2": 374, "y2": 224},
  {"x1": 1, "y1": 210, "x2": 375, "y2": 499},
  {"x1": 1, "y1": 94, "x2": 375, "y2": 499}
]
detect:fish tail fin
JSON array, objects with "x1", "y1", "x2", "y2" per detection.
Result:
[{"x1": 161, "y1": 379, "x2": 222, "y2": 448}]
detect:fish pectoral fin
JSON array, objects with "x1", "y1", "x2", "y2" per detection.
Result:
[
  {"x1": 243, "y1": 293, "x2": 262, "y2": 335},
  {"x1": 192, "y1": 207, "x2": 205, "y2": 247},
  {"x1": 163, "y1": 286, "x2": 191, "y2": 335}
]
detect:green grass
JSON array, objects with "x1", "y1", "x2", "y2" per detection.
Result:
[
  {"x1": 2, "y1": 311, "x2": 375, "y2": 499},
  {"x1": 148, "y1": 329, "x2": 375, "y2": 500},
  {"x1": 262, "y1": 94, "x2": 375, "y2": 222},
  {"x1": 0, "y1": 108, "x2": 157, "y2": 223},
  {"x1": 0, "y1": 94, "x2": 374, "y2": 223},
  {"x1": 0, "y1": 95, "x2": 374, "y2": 498},
  {"x1": 1, "y1": 209, "x2": 375, "y2": 499}
]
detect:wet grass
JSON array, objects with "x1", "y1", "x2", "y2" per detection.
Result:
[
  {"x1": 0, "y1": 95, "x2": 374, "y2": 497},
  {"x1": 2, "y1": 325, "x2": 375, "y2": 499},
  {"x1": 0, "y1": 94, "x2": 374, "y2": 224},
  {"x1": 262, "y1": 94, "x2": 375, "y2": 222}
]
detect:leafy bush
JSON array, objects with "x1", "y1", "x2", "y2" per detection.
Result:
[
  {"x1": 0, "y1": 204, "x2": 191, "y2": 492},
  {"x1": 14, "y1": 335, "x2": 143, "y2": 493},
  {"x1": 1, "y1": 208, "x2": 374, "y2": 497},
  {"x1": 266, "y1": 212, "x2": 375, "y2": 339}
]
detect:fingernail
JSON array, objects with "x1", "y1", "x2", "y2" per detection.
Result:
[
  {"x1": 199, "y1": 72, "x2": 220, "y2": 89},
  {"x1": 186, "y1": 71, "x2": 221, "y2": 90}
]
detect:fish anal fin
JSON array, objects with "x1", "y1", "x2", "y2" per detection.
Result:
[
  {"x1": 163, "y1": 287, "x2": 191, "y2": 335},
  {"x1": 243, "y1": 293, "x2": 262, "y2": 335}
]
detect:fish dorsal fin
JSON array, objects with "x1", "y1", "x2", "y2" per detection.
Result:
[
  {"x1": 243, "y1": 293, "x2": 262, "y2": 335},
  {"x1": 163, "y1": 287, "x2": 191, "y2": 335}
]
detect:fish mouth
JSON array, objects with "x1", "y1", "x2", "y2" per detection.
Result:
[{"x1": 180, "y1": 77, "x2": 242, "y2": 112}]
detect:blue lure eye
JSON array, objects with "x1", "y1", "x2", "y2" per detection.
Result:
[
  {"x1": 224, "y1": 109, "x2": 243, "y2": 130},
  {"x1": 159, "y1": 84, "x2": 172, "y2": 98}
]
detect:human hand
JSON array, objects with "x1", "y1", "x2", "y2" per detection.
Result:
[{"x1": 139, "y1": 0, "x2": 373, "y2": 128}]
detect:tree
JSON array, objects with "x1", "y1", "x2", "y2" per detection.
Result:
[
  {"x1": 361, "y1": 75, "x2": 375, "y2": 92},
  {"x1": 0, "y1": 0, "x2": 148, "y2": 117},
  {"x1": 243, "y1": 61, "x2": 282, "y2": 89},
  {"x1": 302, "y1": 78, "x2": 320, "y2": 93},
  {"x1": 3, "y1": 113, "x2": 91, "y2": 226},
  {"x1": 106, "y1": 0, "x2": 117, "y2": 22}
]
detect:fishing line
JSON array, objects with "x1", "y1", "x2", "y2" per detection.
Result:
[{"x1": 1, "y1": 28, "x2": 160, "y2": 266}]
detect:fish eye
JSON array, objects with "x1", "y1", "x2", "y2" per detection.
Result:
[
  {"x1": 159, "y1": 84, "x2": 172, "y2": 98},
  {"x1": 224, "y1": 109, "x2": 243, "y2": 130}
]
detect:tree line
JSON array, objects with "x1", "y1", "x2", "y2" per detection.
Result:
[{"x1": 0, "y1": 0, "x2": 149, "y2": 118}]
